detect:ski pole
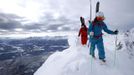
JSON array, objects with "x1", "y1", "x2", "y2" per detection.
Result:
[
  {"x1": 114, "y1": 34, "x2": 118, "y2": 66},
  {"x1": 89, "y1": 0, "x2": 92, "y2": 21},
  {"x1": 89, "y1": 0, "x2": 93, "y2": 73},
  {"x1": 90, "y1": 46, "x2": 93, "y2": 73}
]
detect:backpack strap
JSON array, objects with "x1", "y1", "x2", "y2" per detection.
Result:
[
  {"x1": 94, "y1": 33, "x2": 103, "y2": 39},
  {"x1": 92, "y1": 22, "x2": 103, "y2": 39}
]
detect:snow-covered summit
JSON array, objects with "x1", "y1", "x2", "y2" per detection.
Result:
[{"x1": 34, "y1": 31, "x2": 134, "y2": 75}]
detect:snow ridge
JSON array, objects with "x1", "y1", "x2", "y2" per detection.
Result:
[{"x1": 34, "y1": 33, "x2": 134, "y2": 75}]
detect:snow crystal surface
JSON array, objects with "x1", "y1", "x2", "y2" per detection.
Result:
[{"x1": 34, "y1": 32, "x2": 134, "y2": 75}]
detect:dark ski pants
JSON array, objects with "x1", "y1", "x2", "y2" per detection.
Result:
[{"x1": 90, "y1": 37, "x2": 105, "y2": 59}]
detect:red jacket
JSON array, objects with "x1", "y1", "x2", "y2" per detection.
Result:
[{"x1": 78, "y1": 25, "x2": 88, "y2": 45}]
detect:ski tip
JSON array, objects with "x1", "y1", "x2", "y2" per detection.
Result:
[
  {"x1": 80, "y1": 16, "x2": 83, "y2": 20},
  {"x1": 96, "y1": 1, "x2": 100, "y2": 13},
  {"x1": 97, "y1": 1, "x2": 100, "y2": 4},
  {"x1": 80, "y1": 16, "x2": 83, "y2": 18}
]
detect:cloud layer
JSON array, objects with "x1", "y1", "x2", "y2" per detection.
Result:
[{"x1": 0, "y1": 0, "x2": 134, "y2": 35}]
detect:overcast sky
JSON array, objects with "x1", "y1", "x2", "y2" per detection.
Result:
[{"x1": 0, "y1": 0, "x2": 134, "y2": 36}]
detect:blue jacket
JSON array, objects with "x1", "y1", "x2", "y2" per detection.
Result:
[{"x1": 88, "y1": 21, "x2": 115, "y2": 38}]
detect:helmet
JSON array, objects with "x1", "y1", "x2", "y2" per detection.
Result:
[
  {"x1": 96, "y1": 12, "x2": 104, "y2": 17},
  {"x1": 96, "y1": 12, "x2": 105, "y2": 21}
]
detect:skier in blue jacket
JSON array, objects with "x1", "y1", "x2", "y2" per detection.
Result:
[{"x1": 88, "y1": 12, "x2": 118, "y2": 62}]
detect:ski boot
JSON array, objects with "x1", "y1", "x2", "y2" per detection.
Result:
[{"x1": 99, "y1": 59, "x2": 106, "y2": 63}]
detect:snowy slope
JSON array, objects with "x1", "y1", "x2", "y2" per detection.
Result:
[{"x1": 34, "y1": 31, "x2": 134, "y2": 75}]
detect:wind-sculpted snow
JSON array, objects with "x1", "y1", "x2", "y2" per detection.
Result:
[
  {"x1": 34, "y1": 32, "x2": 134, "y2": 75},
  {"x1": 123, "y1": 30, "x2": 134, "y2": 58}
]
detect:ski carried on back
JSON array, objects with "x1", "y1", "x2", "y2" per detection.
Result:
[
  {"x1": 96, "y1": 1, "x2": 100, "y2": 13},
  {"x1": 80, "y1": 16, "x2": 85, "y2": 25}
]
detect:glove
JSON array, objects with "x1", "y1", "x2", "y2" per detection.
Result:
[
  {"x1": 114, "y1": 30, "x2": 119, "y2": 34},
  {"x1": 90, "y1": 32, "x2": 94, "y2": 36},
  {"x1": 88, "y1": 20, "x2": 91, "y2": 23}
]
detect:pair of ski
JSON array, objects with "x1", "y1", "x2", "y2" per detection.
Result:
[{"x1": 80, "y1": 1, "x2": 100, "y2": 25}]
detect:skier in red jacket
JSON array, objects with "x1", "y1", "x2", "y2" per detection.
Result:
[{"x1": 78, "y1": 17, "x2": 88, "y2": 45}]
